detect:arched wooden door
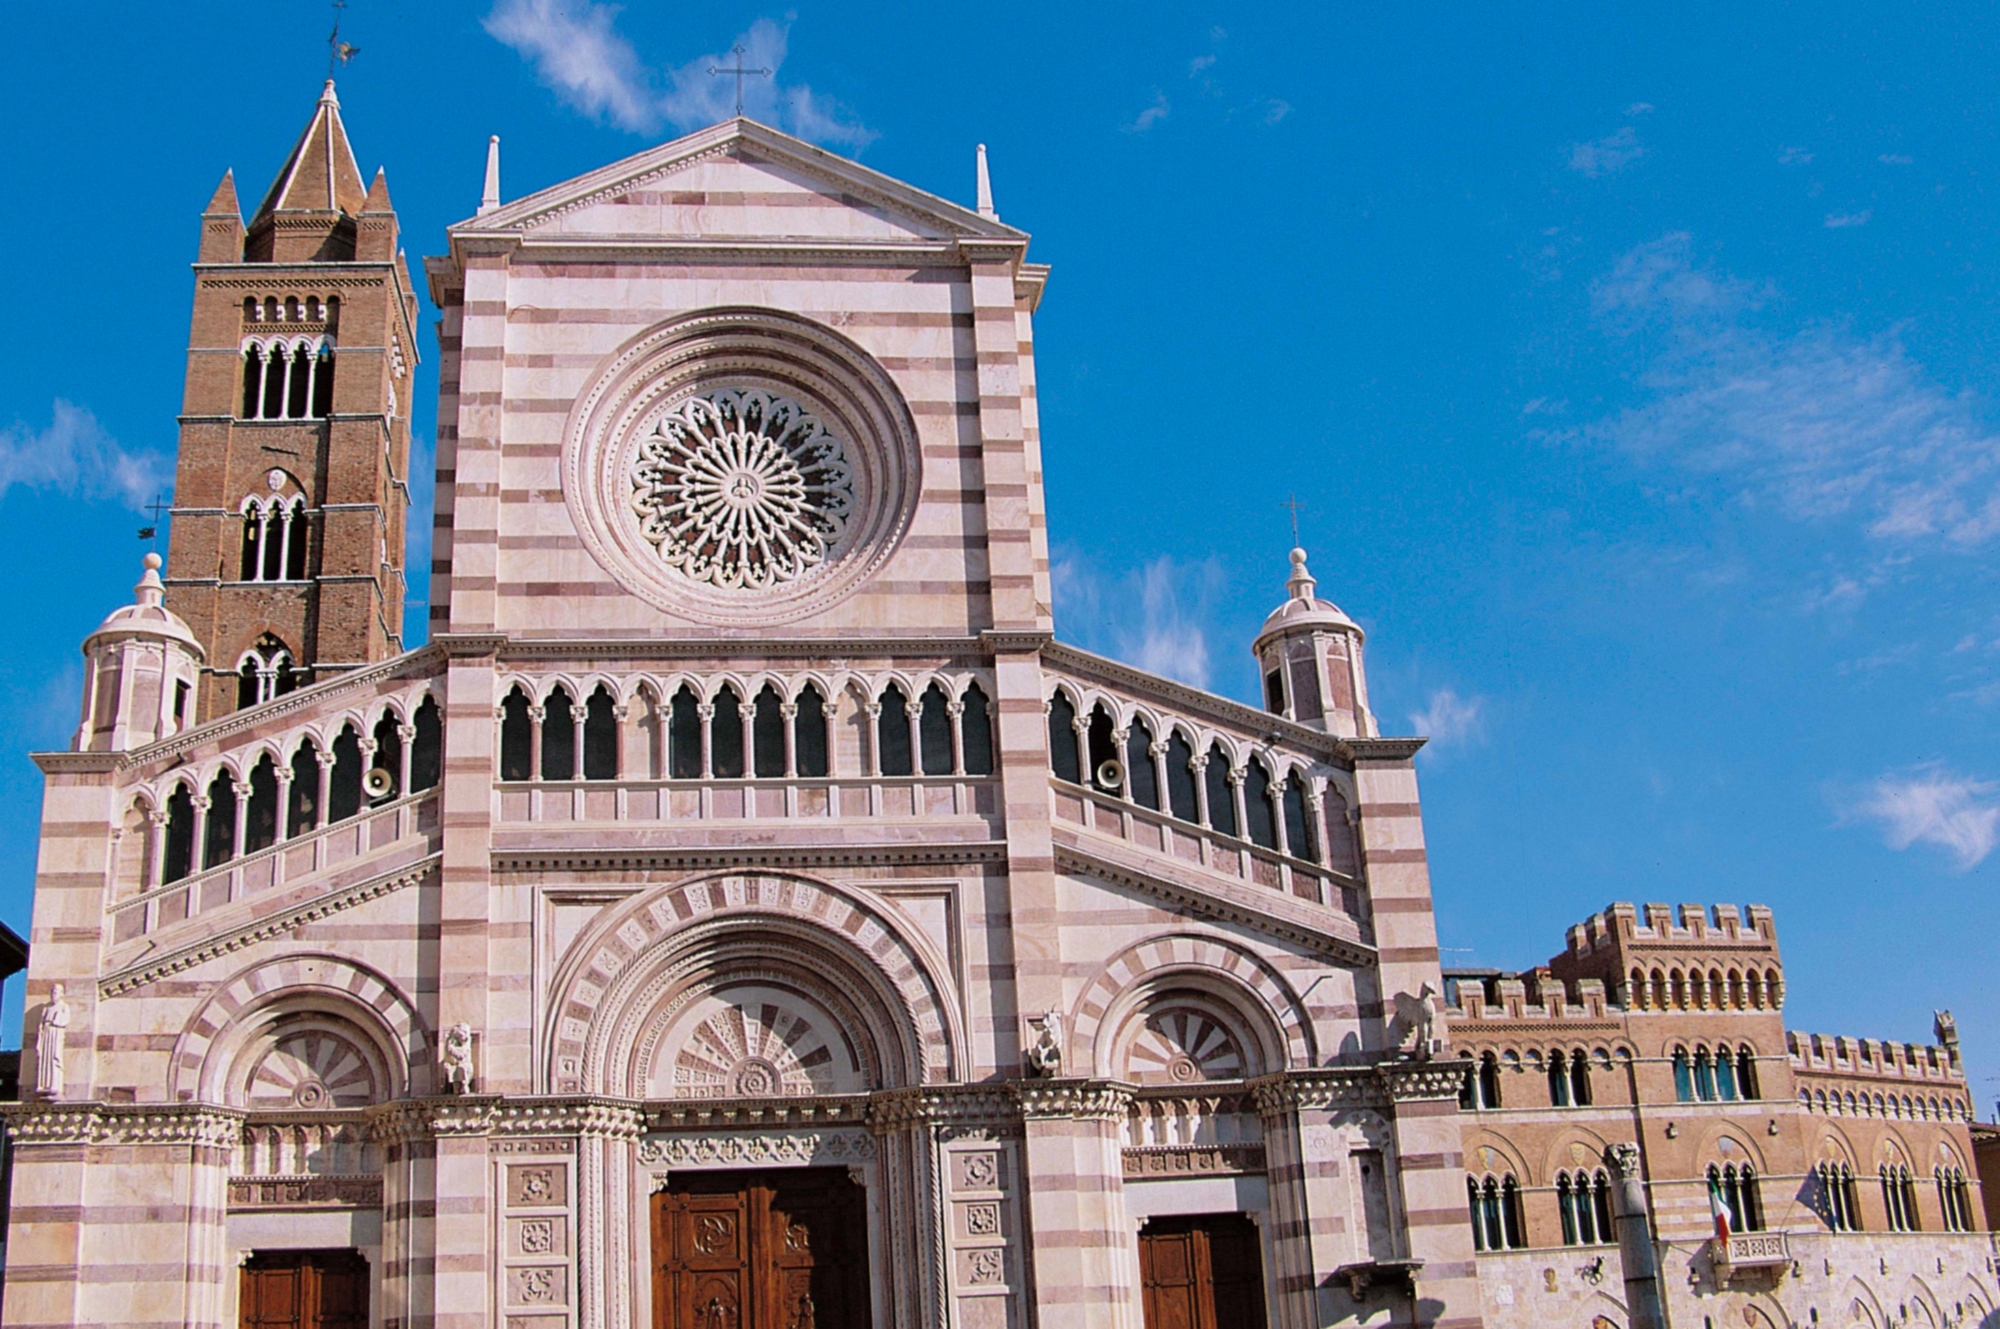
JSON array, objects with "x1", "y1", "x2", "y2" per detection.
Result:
[
  {"x1": 652, "y1": 1167, "x2": 871, "y2": 1329},
  {"x1": 240, "y1": 1249, "x2": 367, "y2": 1329}
]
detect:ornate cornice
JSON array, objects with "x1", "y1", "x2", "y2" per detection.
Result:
[
  {"x1": 4, "y1": 1101, "x2": 244, "y2": 1148},
  {"x1": 492, "y1": 634, "x2": 989, "y2": 663},
  {"x1": 99, "y1": 855, "x2": 440, "y2": 997},
  {"x1": 1344, "y1": 738, "x2": 1428, "y2": 763},
  {"x1": 867, "y1": 1084, "x2": 1015, "y2": 1131},
  {"x1": 495, "y1": 1096, "x2": 646, "y2": 1140},
  {"x1": 229, "y1": 1173, "x2": 382, "y2": 1209},
  {"x1": 980, "y1": 629, "x2": 1054, "y2": 654},
  {"x1": 1010, "y1": 1078, "x2": 1134, "y2": 1122},
  {"x1": 1249, "y1": 1069, "x2": 1385, "y2": 1116},
  {"x1": 638, "y1": 1130, "x2": 875, "y2": 1168},
  {"x1": 1377, "y1": 1059, "x2": 1474, "y2": 1102},
  {"x1": 1122, "y1": 1144, "x2": 1267, "y2": 1180},
  {"x1": 651, "y1": 1095, "x2": 870, "y2": 1132}
]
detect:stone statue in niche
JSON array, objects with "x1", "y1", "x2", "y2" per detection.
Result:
[
  {"x1": 1390, "y1": 982, "x2": 1447, "y2": 1060},
  {"x1": 442, "y1": 1022, "x2": 476, "y2": 1094},
  {"x1": 36, "y1": 984, "x2": 69, "y2": 1098},
  {"x1": 1024, "y1": 1011, "x2": 1063, "y2": 1077}
]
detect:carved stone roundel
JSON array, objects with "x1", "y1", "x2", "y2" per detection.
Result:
[{"x1": 630, "y1": 390, "x2": 855, "y2": 591}]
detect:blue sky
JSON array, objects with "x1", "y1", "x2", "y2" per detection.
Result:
[{"x1": 0, "y1": 3, "x2": 1995, "y2": 1097}]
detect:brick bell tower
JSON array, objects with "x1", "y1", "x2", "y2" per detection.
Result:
[{"x1": 165, "y1": 80, "x2": 419, "y2": 722}]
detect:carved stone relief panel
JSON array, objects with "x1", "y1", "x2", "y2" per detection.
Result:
[
  {"x1": 498, "y1": 1154, "x2": 576, "y2": 1328},
  {"x1": 946, "y1": 1137, "x2": 1019, "y2": 1325}
]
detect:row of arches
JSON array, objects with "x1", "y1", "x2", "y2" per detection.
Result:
[
  {"x1": 498, "y1": 678, "x2": 996, "y2": 783},
  {"x1": 1672, "y1": 1045, "x2": 1759, "y2": 1102},
  {"x1": 1626, "y1": 963, "x2": 1783, "y2": 1011},
  {"x1": 243, "y1": 295, "x2": 337, "y2": 324},
  {"x1": 1047, "y1": 691, "x2": 1330, "y2": 865},
  {"x1": 240, "y1": 336, "x2": 333, "y2": 421},
  {"x1": 1801, "y1": 1086, "x2": 1970, "y2": 1122},
  {"x1": 133, "y1": 697, "x2": 440, "y2": 893},
  {"x1": 238, "y1": 494, "x2": 310, "y2": 582}
]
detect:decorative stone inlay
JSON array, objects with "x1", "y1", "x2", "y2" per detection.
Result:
[
  {"x1": 228, "y1": 1173, "x2": 384, "y2": 1209},
  {"x1": 636, "y1": 1130, "x2": 875, "y2": 1168},
  {"x1": 1121, "y1": 1144, "x2": 1267, "y2": 1179},
  {"x1": 630, "y1": 390, "x2": 855, "y2": 591},
  {"x1": 1127, "y1": 1007, "x2": 1244, "y2": 1085},
  {"x1": 671, "y1": 996, "x2": 843, "y2": 1100},
  {"x1": 247, "y1": 1028, "x2": 380, "y2": 1109}
]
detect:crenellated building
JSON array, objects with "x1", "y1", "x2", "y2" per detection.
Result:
[{"x1": 1448, "y1": 903, "x2": 1992, "y2": 1329}]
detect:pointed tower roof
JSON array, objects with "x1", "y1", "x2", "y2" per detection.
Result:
[
  {"x1": 203, "y1": 169, "x2": 241, "y2": 219},
  {"x1": 252, "y1": 80, "x2": 368, "y2": 219},
  {"x1": 1254, "y1": 548, "x2": 1361, "y2": 649}
]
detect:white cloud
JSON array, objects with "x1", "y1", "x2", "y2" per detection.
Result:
[
  {"x1": 1878, "y1": 153, "x2": 1914, "y2": 166},
  {"x1": 1409, "y1": 687, "x2": 1485, "y2": 749},
  {"x1": 1842, "y1": 765, "x2": 2000, "y2": 870},
  {"x1": 1124, "y1": 92, "x2": 1171, "y2": 134},
  {"x1": 1624, "y1": 101, "x2": 1656, "y2": 116},
  {"x1": 1053, "y1": 552, "x2": 1224, "y2": 689},
  {"x1": 0, "y1": 400, "x2": 163, "y2": 510},
  {"x1": 1825, "y1": 209, "x2": 1873, "y2": 229},
  {"x1": 1189, "y1": 54, "x2": 1217, "y2": 75},
  {"x1": 1576, "y1": 233, "x2": 2000, "y2": 550},
  {"x1": 484, "y1": 2, "x2": 873, "y2": 147},
  {"x1": 1569, "y1": 126, "x2": 1644, "y2": 177},
  {"x1": 1778, "y1": 145, "x2": 1815, "y2": 165}
]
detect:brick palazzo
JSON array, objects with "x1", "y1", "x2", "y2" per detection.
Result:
[{"x1": 4, "y1": 80, "x2": 1990, "y2": 1329}]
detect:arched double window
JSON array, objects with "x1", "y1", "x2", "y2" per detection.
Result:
[
  {"x1": 239, "y1": 495, "x2": 310, "y2": 582},
  {"x1": 1557, "y1": 1169, "x2": 1615, "y2": 1245},
  {"x1": 1709, "y1": 1163, "x2": 1763, "y2": 1233},
  {"x1": 1547, "y1": 1049, "x2": 1592, "y2": 1107},
  {"x1": 1461, "y1": 1051, "x2": 1501, "y2": 1110},
  {"x1": 1673, "y1": 1046, "x2": 1748, "y2": 1103},
  {"x1": 240, "y1": 337, "x2": 334, "y2": 420},
  {"x1": 1938, "y1": 1165, "x2": 1975, "y2": 1233},
  {"x1": 236, "y1": 634, "x2": 298, "y2": 709},
  {"x1": 1467, "y1": 1174, "x2": 1524, "y2": 1251},
  {"x1": 1816, "y1": 1161, "x2": 1861, "y2": 1232},
  {"x1": 1879, "y1": 1164, "x2": 1920, "y2": 1233}
]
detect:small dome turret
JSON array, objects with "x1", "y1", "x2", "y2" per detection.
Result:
[
  {"x1": 76, "y1": 554, "x2": 205, "y2": 752},
  {"x1": 1250, "y1": 548, "x2": 1375, "y2": 738}
]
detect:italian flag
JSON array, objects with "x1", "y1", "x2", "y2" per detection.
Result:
[{"x1": 1708, "y1": 1174, "x2": 1732, "y2": 1243}]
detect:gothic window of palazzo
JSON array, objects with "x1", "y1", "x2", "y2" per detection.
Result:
[
  {"x1": 1557, "y1": 1169, "x2": 1615, "y2": 1245},
  {"x1": 1467, "y1": 1175, "x2": 1524, "y2": 1251},
  {"x1": 239, "y1": 337, "x2": 334, "y2": 421},
  {"x1": 1734, "y1": 1046, "x2": 1758, "y2": 1099},
  {"x1": 1460, "y1": 1051, "x2": 1502, "y2": 1110},
  {"x1": 1937, "y1": 1165, "x2": 1975, "y2": 1232},
  {"x1": 1673, "y1": 1048, "x2": 1694, "y2": 1102},
  {"x1": 1817, "y1": 1162, "x2": 1861, "y2": 1231},
  {"x1": 1708, "y1": 1163, "x2": 1763, "y2": 1232},
  {"x1": 236, "y1": 634, "x2": 298, "y2": 709},
  {"x1": 1548, "y1": 1049, "x2": 1592, "y2": 1107},
  {"x1": 238, "y1": 495, "x2": 309, "y2": 582},
  {"x1": 1880, "y1": 1164, "x2": 1921, "y2": 1232}
]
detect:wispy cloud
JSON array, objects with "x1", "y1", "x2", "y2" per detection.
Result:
[
  {"x1": 1410, "y1": 687, "x2": 1485, "y2": 750},
  {"x1": 1053, "y1": 552, "x2": 1225, "y2": 689},
  {"x1": 0, "y1": 400, "x2": 163, "y2": 510},
  {"x1": 1124, "y1": 91, "x2": 1171, "y2": 134},
  {"x1": 484, "y1": 2, "x2": 873, "y2": 147},
  {"x1": 1778, "y1": 145, "x2": 1815, "y2": 166},
  {"x1": 1624, "y1": 101, "x2": 1656, "y2": 116},
  {"x1": 1824, "y1": 209, "x2": 1872, "y2": 229},
  {"x1": 1840, "y1": 764, "x2": 1999, "y2": 869},
  {"x1": 1575, "y1": 233, "x2": 2000, "y2": 550},
  {"x1": 1878, "y1": 153, "x2": 1914, "y2": 166},
  {"x1": 1569, "y1": 126, "x2": 1645, "y2": 177}
]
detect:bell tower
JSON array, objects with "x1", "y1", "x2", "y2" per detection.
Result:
[{"x1": 164, "y1": 80, "x2": 419, "y2": 722}]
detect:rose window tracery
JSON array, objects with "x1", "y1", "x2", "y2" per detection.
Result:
[{"x1": 629, "y1": 389, "x2": 855, "y2": 591}]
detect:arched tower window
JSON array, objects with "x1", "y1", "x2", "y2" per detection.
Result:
[
  {"x1": 751, "y1": 684, "x2": 786, "y2": 778},
  {"x1": 162, "y1": 782, "x2": 196, "y2": 884},
  {"x1": 583, "y1": 685, "x2": 619, "y2": 780},
  {"x1": 202, "y1": 769, "x2": 237, "y2": 870},
  {"x1": 709, "y1": 687, "x2": 744, "y2": 778},
  {"x1": 918, "y1": 683, "x2": 954, "y2": 776},
  {"x1": 540, "y1": 688, "x2": 578, "y2": 781},
  {"x1": 1125, "y1": 719, "x2": 1159, "y2": 810},
  {"x1": 1242, "y1": 762, "x2": 1277, "y2": 848},
  {"x1": 958, "y1": 683, "x2": 993, "y2": 776},
  {"x1": 876, "y1": 686, "x2": 912, "y2": 777},
  {"x1": 794, "y1": 685, "x2": 830, "y2": 778},
  {"x1": 1165, "y1": 733, "x2": 1198, "y2": 822},
  {"x1": 370, "y1": 712, "x2": 403, "y2": 803},
  {"x1": 1282, "y1": 771, "x2": 1313, "y2": 859},
  {"x1": 244, "y1": 753, "x2": 280, "y2": 854},
  {"x1": 287, "y1": 740, "x2": 321, "y2": 836},
  {"x1": 327, "y1": 724, "x2": 363, "y2": 822},
  {"x1": 1047, "y1": 692, "x2": 1080, "y2": 783},
  {"x1": 499, "y1": 688, "x2": 533, "y2": 782},
  {"x1": 236, "y1": 635, "x2": 297, "y2": 709},
  {"x1": 667, "y1": 685, "x2": 702, "y2": 779},
  {"x1": 1085, "y1": 705, "x2": 1118, "y2": 789},
  {"x1": 1204, "y1": 745, "x2": 1237, "y2": 837}
]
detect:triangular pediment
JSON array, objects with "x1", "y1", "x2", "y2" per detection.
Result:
[{"x1": 455, "y1": 118, "x2": 1024, "y2": 248}]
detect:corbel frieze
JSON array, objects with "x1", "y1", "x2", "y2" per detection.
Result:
[
  {"x1": 1010, "y1": 1078, "x2": 1135, "y2": 1123},
  {"x1": 3, "y1": 1100, "x2": 244, "y2": 1148}
]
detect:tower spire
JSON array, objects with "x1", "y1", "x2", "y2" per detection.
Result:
[
  {"x1": 480, "y1": 135, "x2": 502, "y2": 215},
  {"x1": 976, "y1": 144, "x2": 997, "y2": 220}
]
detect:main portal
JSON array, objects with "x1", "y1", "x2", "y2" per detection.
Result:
[{"x1": 651, "y1": 1167, "x2": 871, "y2": 1329}]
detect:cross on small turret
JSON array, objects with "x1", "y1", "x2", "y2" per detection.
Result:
[
  {"x1": 708, "y1": 43, "x2": 771, "y2": 118},
  {"x1": 1281, "y1": 493, "x2": 1306, "y2": 547}
]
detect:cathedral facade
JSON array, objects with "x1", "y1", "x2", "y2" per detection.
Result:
[{"x1": 4, "y1": 85, "x2": 1991, "y2": 1329}]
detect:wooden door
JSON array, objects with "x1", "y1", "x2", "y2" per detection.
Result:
[
  {"x1": 1138, "y1": 1216, "x2": 1267, "y2": 1329},
  {"x1": 653, "y1": 1168, "x2": 871, "y2": 1329},
  {"x1": 241, "y1": 1250, "x2": 369, "y2": 1329}
]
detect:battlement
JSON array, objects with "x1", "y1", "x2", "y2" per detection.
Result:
[
  {"x1": 1442, "y1": 969, "x2": 1619, "y2": 1025},
  {"x1": 1788, "y1": 1030, "x2": 1964, "y2": 1084},
  {"x1": 1563, "y1": 901, "x2": 1778, "y2": 955}
]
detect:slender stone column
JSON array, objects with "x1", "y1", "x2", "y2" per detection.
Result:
[
  {"x1": 1611, "y1": 1142, "x2": 1666, "y2": 1329},
  {"x1": 1013, "y1": 1079, "x2": 1139, "y2": 1329}
]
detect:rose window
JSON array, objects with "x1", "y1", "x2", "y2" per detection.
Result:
[{"x1": 628, "y1": 389, "x2": 856, "y2": 591}]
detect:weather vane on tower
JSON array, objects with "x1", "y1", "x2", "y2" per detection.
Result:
[{"x1": 327, "y1": 0, "x2": 360, "y2": 80}]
